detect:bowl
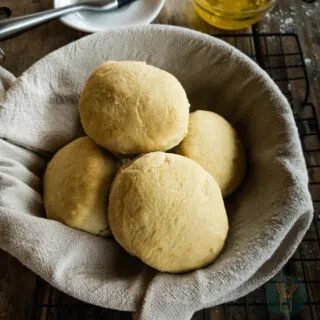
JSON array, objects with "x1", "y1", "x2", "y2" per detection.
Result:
[
  {"x1": 53, "y1": 0, "x2": 165, "y2": 33},
  {"x1": 193, "y1": 0, "x2": 277, "y2": 30},
  {"x1": 0, "y1": 25, "x2": 312, "y2": 319}
]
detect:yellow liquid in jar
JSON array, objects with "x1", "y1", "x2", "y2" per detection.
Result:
[{"x1": 193, "y1": 0, "x2": 273, "y2": 30}]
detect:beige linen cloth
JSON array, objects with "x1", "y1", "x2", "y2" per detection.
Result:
[{"x1": 0, "y1": 25, "x2": 313, "y2": 320}]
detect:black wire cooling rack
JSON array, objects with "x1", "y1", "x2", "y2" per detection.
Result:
[{"x1": 32, "y1": 33, "x2": 320, "y2": 320}]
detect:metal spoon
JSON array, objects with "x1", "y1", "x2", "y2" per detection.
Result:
[{"x1": 0, "y1": 0, "x2": 136, "y2": 41}]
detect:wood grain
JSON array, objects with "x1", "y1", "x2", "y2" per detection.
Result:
[
  {"x1": 0, "y1": 0, "x2": 85, "y2": 76},
  {"x1": 0, "y1": 0, "x2": 250, "y2": 76},
  {"x1": 0, "y1": 0, "x2": 319, "y2": 319},
  {"x1": 255, "y1": 0, "x2": 320, "y2": 109},
  {"x1": 0, "y1": 252, "x2": 36, "y2": 320}
]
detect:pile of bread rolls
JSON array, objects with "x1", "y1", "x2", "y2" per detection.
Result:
[{"x1": 44, "y1": 61, "x2": 246, "y2": 273}]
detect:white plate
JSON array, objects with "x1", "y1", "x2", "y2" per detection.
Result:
[{"x1": 53, "y1": 0, "x2": 165, "y2": 33}]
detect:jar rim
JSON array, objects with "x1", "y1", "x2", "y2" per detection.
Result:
[{"x1": 193, "y1": 0, "x2": 277, "y2": 16}]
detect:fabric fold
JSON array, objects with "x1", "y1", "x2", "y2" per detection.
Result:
[{"x1": 0, "y1": 25, "x2": 313, "y2": 320}]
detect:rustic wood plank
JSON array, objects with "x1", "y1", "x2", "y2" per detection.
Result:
[
  {"x1": 255, "y1": 3, "x2": 320, "y2": 320},
  {"x1": 0, "y1": 0, "x2": 253, "y2": 76},
  {"x1": 0, "y1": 1, "x2": 284, "y2": 320},
  {"x1": 0, "y1": 251, "x2": 36, "y2": 320},
  {"x1": 0, "y1": 0, "x2": 85, "y2": 76},
  {"x1": 256, "y1": 0, "x2": 320, "y2": 109},
  {"x1": 1, "y1": 1, "x2": 319, "y2": 320}
]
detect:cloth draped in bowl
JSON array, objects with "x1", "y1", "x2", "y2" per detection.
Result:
[{"x1": 0, "y1": 25, "x2": 313, "y2": 320}]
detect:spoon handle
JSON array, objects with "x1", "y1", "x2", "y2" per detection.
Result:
[
  {"x1": 118, "y1": 0, "x2": 136, "y2": 7},
  {"x1": 0, "y1": 5, "x2": 87, "y2": 41},
  {"x1": 0, "y1": 0, "x2": 119, "y2": 41}
]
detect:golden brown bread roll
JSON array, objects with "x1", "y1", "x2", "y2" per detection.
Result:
[
  {"x1": 108, "y1": 152, "x2": 229, "y2": 273},
  {"x1": 176, "y1": 110, "x2": 246, "y2": 197},
  {"x1": 79, "y1": 61, "x2": 190, "y2": 155},
  {"x1": 44, "y1": 137, "x2": 118, "y2": 236}
]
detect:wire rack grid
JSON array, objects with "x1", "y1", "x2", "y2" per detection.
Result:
[{"x1": 31, "y1": 33, "x2": 320, "y2": 320}]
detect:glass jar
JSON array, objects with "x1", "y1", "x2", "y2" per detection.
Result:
[{"x1": 193, "y1": 0, "x2": 277, "y2": 30}]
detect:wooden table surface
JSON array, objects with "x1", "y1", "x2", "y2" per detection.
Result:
[{"x1": 0, "y1": 1, "x2": 319, "y2": 319}]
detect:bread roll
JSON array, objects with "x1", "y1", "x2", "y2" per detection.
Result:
[
  {"x1": 108, "y1": 152, "x2": 228, "y2": 273},
  {"x1": 79, "y1": 61, "x2": 190, "y2": 155},
  {"x1": 44, "y1": 137, "x2": 118, "y2": 236},
  {"x1": 176, "y1": 110, "x2": 246, "y2": 197}
]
